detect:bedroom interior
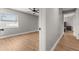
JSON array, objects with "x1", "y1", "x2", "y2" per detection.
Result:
[{"x1": 0, "y1": 8, "x2": 39, "y2": 51}]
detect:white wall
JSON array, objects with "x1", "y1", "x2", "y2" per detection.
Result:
[
  {"x1": 73, "y1": 9, "x2": 79, "y2": 39},
  {"x1": 46, "y1": 8, "x2": 64, "y2": 50},
  {"x1": 39, "y1": 8, "x2": 64, "y2": 51},
  {"x1": 0, "y1": 8, "x2": 38, "y2": 36}
]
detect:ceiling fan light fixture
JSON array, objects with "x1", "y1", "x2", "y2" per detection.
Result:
[{"x1": 29, "y1": 8, "x2": 39, "y2": 14}]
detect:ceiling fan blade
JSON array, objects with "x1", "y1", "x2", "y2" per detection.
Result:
[
  {"x1": 29, "y1": 8, "x2": 33, "y2": 11},
  {"x1": 36, "y1": 11, "x2": 39, "y2": 13}
]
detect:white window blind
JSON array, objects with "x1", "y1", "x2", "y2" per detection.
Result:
[{"x1": 0, "y1": 13, "x2": 18, "y2": 29}]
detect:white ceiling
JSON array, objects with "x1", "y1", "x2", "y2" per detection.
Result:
[
  {"x1": 63, "y1": 8, "x2": 75, "y2": 11},
  {"x1": 10, "y1": 8, "x2": 75, "y2": 17},
  {"x1": 10, "y1": 8, "x2": 39, "y2": 16},
  {"x1": 63, "y1": 8, "x2": 76, "y2": 17}
]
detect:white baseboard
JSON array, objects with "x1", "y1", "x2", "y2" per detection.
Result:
[
  {"x1": 76, "y1": 36, "x2": 79, "y2": 40},
  {"x1": 0, "y1": 30, "x2": 39, "y2": 39},
  {"x1": 50, "y1": 32, "x2": 64, "y2": 51}
]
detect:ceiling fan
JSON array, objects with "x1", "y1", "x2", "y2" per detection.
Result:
[{"x1": 29, "y1": 8, "x2": 39, "y2": 14}]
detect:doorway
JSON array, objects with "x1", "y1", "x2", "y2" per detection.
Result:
[{"x1": 54, "y1": 8, "x2": 79, "y2": 51}]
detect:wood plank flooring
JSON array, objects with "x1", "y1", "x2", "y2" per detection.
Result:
[
  {"x1": 0, "y1": 32, "x2": 39, "y2": 51},
  {"x1": 54, "y1": 32, "x2": 79, "y2": 51}
]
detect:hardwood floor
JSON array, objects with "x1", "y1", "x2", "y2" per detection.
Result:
[
  {"x1": 0, "y1": 32, "x2": 39, "y2": 51},
  {"x1": 54, "y1": 32, "x2": 79, "y2": 51}
]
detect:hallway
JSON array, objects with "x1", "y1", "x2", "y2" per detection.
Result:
[{"x1": 54, "y1": 32, "x2": 79, "y2": 51}]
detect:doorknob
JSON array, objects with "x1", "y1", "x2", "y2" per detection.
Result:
[{"x1": 0, "y1": 29, "x2": 4, "y2": 31}]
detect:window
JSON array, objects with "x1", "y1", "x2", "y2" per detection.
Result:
[
  {"x1": 0, "y1": 13, "x2": 18, "y2": 29},
  {"x1": 0, "y1": 13, "x2": 17, "y2": 22}
]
